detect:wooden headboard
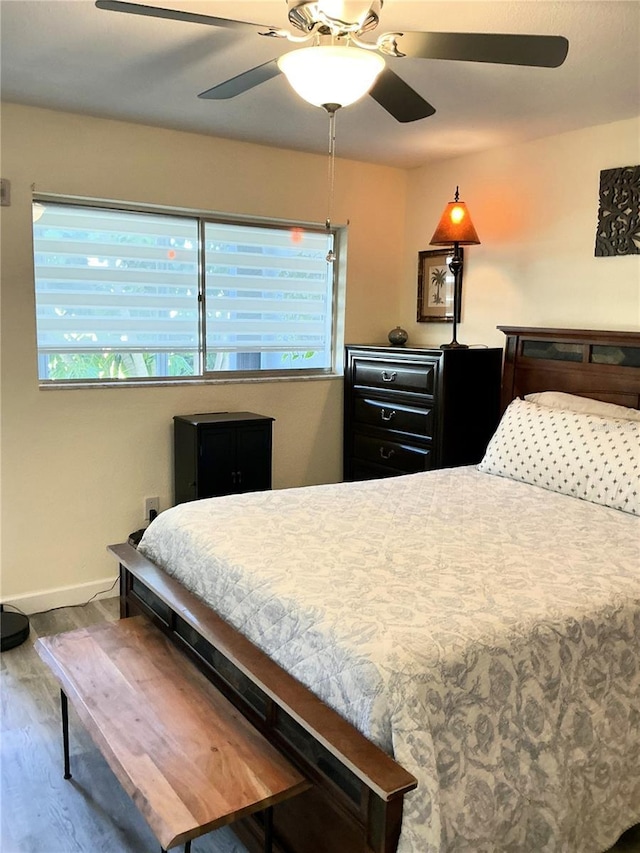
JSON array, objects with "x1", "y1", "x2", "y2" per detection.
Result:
[{"x1": 498, "y1": 326, "x2": 640, "y2": 411}]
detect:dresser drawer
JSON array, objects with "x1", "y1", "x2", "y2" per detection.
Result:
[
  {"x1": 349, "y1": 461, "x2": 404, "y2": 481},
  {"x1": 354, "y1": 397, "x2": 434, "y2": 438},
  {"x1": 353, "y1": 433, "x2": 432, "y2": 473},
  {"x1": 352, "y1": 358, "x2": 436, "y2": 395}
]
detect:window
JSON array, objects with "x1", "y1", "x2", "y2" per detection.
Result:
[{"x1": 32, "y1": 200, "x2": 340, "y2": 383}]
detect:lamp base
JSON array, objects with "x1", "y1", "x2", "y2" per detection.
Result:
[{"x1": 440, "y1": 340, "x2": 469, "y2": 350}]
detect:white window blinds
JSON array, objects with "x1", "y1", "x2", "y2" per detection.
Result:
[
  {"x1": 204, "y1": 222, "x2": 334, "y2": 373},
  {"x1": 33, "y1": 201, "x2": 337, "y2": 381},
  {"x1": 33, "y1": 203, "x2": 199, "y2": 379}
]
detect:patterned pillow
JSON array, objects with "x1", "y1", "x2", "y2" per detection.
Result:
[{"x1": 478, "y1": 398, "x2": 640, "y2": 515}]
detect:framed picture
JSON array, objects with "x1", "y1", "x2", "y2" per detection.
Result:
[{"x1": 416, "y1": 248, "x2": 463, "y2": 323}]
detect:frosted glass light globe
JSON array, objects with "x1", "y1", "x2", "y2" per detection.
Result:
[{"x1": 278, "y1": 45, "x2": 385, "y2": 108}]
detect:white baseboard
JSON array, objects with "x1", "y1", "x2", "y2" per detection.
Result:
[{"x1": 3, "y1": 576, "x2": 119, "y2": 615}]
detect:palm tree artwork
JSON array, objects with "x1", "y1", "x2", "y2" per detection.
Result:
[{"x1": 429, "y1": 265, "x2": 448, "y2": 306}]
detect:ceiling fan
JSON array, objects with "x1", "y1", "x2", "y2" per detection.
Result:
[{"x1": 95, "y1": 0, "x2": 569, "y2": 122}]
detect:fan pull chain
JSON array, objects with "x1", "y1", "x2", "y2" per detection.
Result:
[{"x1": 325, "y1": 104, "x2": 338, "y2": 263}]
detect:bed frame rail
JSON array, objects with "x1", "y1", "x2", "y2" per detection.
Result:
[{"x1": 110, "y1": 542, "x2": 417, "y2": 853}]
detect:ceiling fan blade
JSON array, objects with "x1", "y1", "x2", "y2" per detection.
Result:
[
  {"x1": 393, "y1": 31, "x2": 569, "y2": 68},
  {"x1": 199, "y1": 60, "x2": 282, "y2": 100},
  {"x1": 95, "y1": 0, "x2": 279, "y2": 33},
  {"x1": 369, "y1": 68, "x2": 436, "y2": 123}
]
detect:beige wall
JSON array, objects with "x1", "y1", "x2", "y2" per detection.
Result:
[
  {"x1": 401, "y1": 116, "x2": 640, "y2": 350},
  {"x1": 2, "y1": 105, "x2": 639, "y2": 608},
  {"x1": 0, "y1": 103, "x2": 406, "y2": 607}
]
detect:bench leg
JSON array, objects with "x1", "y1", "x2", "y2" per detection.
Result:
[
  {"x1": 60, "y1": 689, "x2": 72, "y2": 780},
  {"x1": 264, "y1": 806, "x2": 273, "y2": 853}
]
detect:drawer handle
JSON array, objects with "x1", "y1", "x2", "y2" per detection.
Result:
[
  {"x1": 379, "y1": 447, "x2": 395, "y2": 460},
  {"x1": 381, "y1": 371, "x2": 397, "y2": 383},
  {"x1": 380, "y1": 409, "x2": 396, "y2": 422}
]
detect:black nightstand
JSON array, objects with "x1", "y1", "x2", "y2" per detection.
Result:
[{"x1": 174, "y1": 412, "x2": 274, "y2": 504}]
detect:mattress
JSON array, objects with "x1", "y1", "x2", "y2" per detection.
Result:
[{"x1": 139, "y1": 466, "x2": 640, "y2": 853}]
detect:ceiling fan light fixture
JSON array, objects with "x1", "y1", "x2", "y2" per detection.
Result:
[{"x1": 277, "y1": 45, "x2": 385, "y2": 108}]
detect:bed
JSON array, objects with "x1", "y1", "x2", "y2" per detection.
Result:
[{"x1": 110, "y1": 326, "x2": 640, "y2": 853}]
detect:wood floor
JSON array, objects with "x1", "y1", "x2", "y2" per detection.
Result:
[{"x1": 2, "y1": 598, "x2": 639, "y2": 853}]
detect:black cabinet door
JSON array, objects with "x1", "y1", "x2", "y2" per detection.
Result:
[
  {"x1": 234, "y1": 424, "x2": 272, "y2": 493},
  {"x1": 198, "y1": 426, "x2": 236, "y2": 498}
]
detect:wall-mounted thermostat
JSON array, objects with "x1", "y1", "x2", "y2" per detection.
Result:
[{"x1": 0, "y1": 178, "x2": 10, "y2": 207}]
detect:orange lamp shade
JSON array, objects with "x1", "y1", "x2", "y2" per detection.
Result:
[{"x1": 430, "y1": 200, "x2": 480, "y2": 246}]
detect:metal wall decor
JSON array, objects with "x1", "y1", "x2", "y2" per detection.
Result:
[{"x1": 594, "y1": 164, "x2": 640, "y2": 256}]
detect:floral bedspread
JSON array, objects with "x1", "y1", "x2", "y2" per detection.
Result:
[{"x1": 139, "y1": 467, "x2": 640, "y2": 853}]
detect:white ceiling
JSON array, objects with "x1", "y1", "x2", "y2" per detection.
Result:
[{"x1": 1, "y1": 1, "x2": 639, "y2": 169}]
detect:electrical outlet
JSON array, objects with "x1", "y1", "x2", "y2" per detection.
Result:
[{"x1": 144, "y1": 497, "x2": 159, "y2": 521}]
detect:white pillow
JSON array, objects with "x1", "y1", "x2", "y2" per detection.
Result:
[
  {"x1": 478, "y1": 398, "x2": 640, "y2": 515},
  {"x1": 524, "y1": 391, "x2": 640, "y2": 421}
]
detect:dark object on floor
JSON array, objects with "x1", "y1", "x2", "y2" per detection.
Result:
[
  {"x1": 1, "y1": 607, "x2": 30, "y2": 651},
  {"x1": 127, "y1": 528, "x2": 146, "y2": 549},
  {"x1": 128, "y1": 508, "x2": 159, "y2": 549}
]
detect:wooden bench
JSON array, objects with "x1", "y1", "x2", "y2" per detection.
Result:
[{"x1": 35, "y1": 616, "x2": 309, "y2": 852}]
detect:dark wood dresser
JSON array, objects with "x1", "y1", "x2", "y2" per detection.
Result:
[
  {"x1": 344, "y1": 345, "x2": 502, "y2": 481},
  {"x1": 174, "y1": 412, "x2": 273, "y2": 504}
]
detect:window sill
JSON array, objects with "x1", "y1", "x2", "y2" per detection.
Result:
[{"x1": 38, "y1": 372, "x2": 343, "y2": 391}]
